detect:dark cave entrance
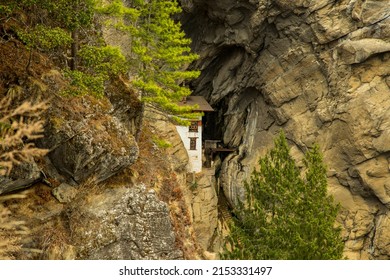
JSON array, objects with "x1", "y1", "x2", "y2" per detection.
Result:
[{"x1": 202, "y1": 97, "x2": 228, "y2": 143}]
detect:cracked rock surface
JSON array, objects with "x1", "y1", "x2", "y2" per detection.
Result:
[
  {"x1": 181, "y1": 0, "x2": 390, "y2": 259},
  {"x1": 68, "y1": 185, "x2": 183, "y2": 260}
]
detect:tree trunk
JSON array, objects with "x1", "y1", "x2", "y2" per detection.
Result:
[
  {"x1": 70, "y1": 29, "x2": 79, "y2": 70},
  {"x1": 135, "y1": 102, "x2": 145, "y2": 142}
]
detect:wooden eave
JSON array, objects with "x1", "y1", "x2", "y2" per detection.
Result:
[{"x1": 177, "y1": 96, "x2": 214, "y2": 112}]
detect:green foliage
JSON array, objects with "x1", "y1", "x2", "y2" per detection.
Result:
[
  {"x1": 96, "y1": 0, "x2": 139, "y2": 29},
  {"x1": 78, "y1": 45, "x2": 128, "y2": 76},
  {"x1": 189, "y1": 180, "x2": 198, "y2": 191},
  {"x1": 0, "y1": 4, "x2": 13, "y2": 17},
  {"x1": 35, "y1": 0, "x2": 96, "y2": 31},
  {"x1": 222, "y1": 132, "x2": 344, "y2": 260},
  {"x1": 64, "y1": 45, "x2": 128, "y2": 98},
  {"x1": 63, "y1": 70, "x2": 105, "y2": 98},
  {"x1": 131, "y1": 0, "x2": 200, "y2": 116},
  {"x1": 17, "y1": 25, "x2": 72, "y2": 50},
  {"x1": 152, "y1": 136, "x2": 172, "y2": 149},
  {"x1": 1, "y1": 0, "x2": 95, "y2": 30},
  {"x1": 100, "y1": 0, "x2": 201, "y2": 120},
  {"x1": 3, "y1": 0, "x2": 201, "y2": 109}
]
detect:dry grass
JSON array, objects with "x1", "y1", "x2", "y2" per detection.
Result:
[
  {"x1": 0, "y1": 193, "x2": 29, "y2": 259},
  {"x1": 0, "y1": 94, "x2": 48, "y2": 176},
  {"x1": 0, "y1": 82, "x2": 48, "y2": 258},
  {"x1": 0, "y1": 183, "x2": 68, "y2": 260},
  {"x1": 38, "y1": 215, "x2": 73, "y2": 260}
]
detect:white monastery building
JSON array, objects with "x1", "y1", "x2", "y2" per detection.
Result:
[{"x1": 176, "y1": 96, "x2": 214, "y2": 173}]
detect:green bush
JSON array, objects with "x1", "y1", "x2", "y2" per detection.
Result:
[
  {"x1": 78, "y1": 45, "x2": 128, "y2": 76},
  {"x1": 63, "y1": 70, "x2": 105, "y2": 98},
  {"x1": 152, "y1": 136, "x2": 172, "y2": 149},
  {"x1": 17, "y1": 25, "x2": 72, "y2": 50},
  {"x1": 222, "y1": 132, "x2": 344, "y2": 260}
]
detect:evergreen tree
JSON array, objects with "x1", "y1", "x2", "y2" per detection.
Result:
[
  {"x1": 0, "y1": 0, "x2": 130, "y2": 97},
  {"x1": 1, "y1": 0, "x2": 96, "y2": 63},
  {"x1": 100, "y1": 0, "x2": 201, "y2": 121},
  {"x1": 222, "y1": 132, "x2": 344, "y2": 260},
  {"x1": 131, "y1": 0, "x2": 200, "y2": 115},
  {"x1": 2, "y1": 0, "x2": 199, "y2": 112}
]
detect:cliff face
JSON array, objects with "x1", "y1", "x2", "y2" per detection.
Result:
[
  {"x1": 2, "y1": 0, "x2": 390, "y2": 260},
  {"x1": 181, "y1": 0, "x2": 390, "y2": 259},
  {"x1": 0, "y1": 38, "x2": 198, "y2": 259}
]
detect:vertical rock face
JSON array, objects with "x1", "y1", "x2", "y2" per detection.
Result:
[
  {"x1": 181, "y1": 0, "x2": 390, "y2": 259},
  {"x1": 189, "y1": 170, "x2": 218, "y2": 252},
  {"x1": 144, "y1": 106, "x2": 218, "y2": 256}
]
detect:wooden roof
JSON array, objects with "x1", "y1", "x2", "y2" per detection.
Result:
[{"x1": 177, "y1": 96, "x2": 214, "y2": 112}]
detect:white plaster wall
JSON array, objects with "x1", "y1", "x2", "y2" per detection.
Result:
[{"x1": 176, "y1": 121, "x2": 203, "y2": 173}]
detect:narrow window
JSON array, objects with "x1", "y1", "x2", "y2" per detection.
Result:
[
  {"x1": 189, "y1": 137, "x2": 197, "y2": 150},
  {"x1": 189, "y1": 121, "x2": 198, "y2": 132}
]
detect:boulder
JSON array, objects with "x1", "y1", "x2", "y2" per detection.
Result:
[
  {"x1": 45, "y1": 116, "x2": 138, "y2": 184},
  {"x1": 338, "y1": 39, "x2": 390, "y2": 64},
  {"x1": 41, "y1": 96, "x2": 139, "y2": 184},
  {"x1": 52, "y1": 183, "x2": 77, "y2": 203},
  {"x1": 67, "y1": 185, "x2": 183, "y2": 260}
]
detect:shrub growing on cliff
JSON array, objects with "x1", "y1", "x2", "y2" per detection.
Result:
[{"x1": 222, "y1": 132, "x2": 344, "y2": 260}]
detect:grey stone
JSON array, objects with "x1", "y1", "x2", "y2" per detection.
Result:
[
  {"x1": 338, "y1": 39, "x2": 390, "y2": 64},
  {"x1": 52, "y1": 183, "x2": 77, "y2": 203},
  {"x1": 42, "y1": 113, "x2": 139, "y2": 184},
  {"x1": 0, "y1": 162, "x2": 42, "y2": 195},
  {"x1": 67, "y1": 185, "x2": 183, "y2": 260}
]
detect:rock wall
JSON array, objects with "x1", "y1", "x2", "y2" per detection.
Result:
[
  {"x1": 189, "y1": 170, "x2": 218, "y2": 253},
  {"x1": 144, "y1": 106, "x2": 218, "y2": 257},
  {"x1": 181, "y1": 0, "x2": 390, "y2": 259}
]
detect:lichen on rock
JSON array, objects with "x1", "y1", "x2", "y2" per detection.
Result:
[{"x1": 67, "y1": 185, "x2": 183, "y2": 260}]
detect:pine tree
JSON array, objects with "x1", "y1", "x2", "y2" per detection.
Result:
[
  {"x1": 3, "y1": 0, "x2": 96, "y2": 63},
  {"x1": 99, "y1": 0, "x2": 200, "y2": 121},
  {"x1": 222, "y1": 132, "x2": 344, "y2": 260},
  {"x1": 131, "y1": 0, "x2": 200, "y2": 115},
  {"x1": 3, "y1": 0, "x2": 200, "y2": 113}
]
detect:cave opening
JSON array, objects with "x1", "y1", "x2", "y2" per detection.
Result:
[{"x1": 202, "y1": 98, "x2": 227, "y2": 142}]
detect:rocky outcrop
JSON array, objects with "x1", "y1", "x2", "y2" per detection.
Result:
[
  {"x1": 37, "y1": 71, "x2": 140, "y2": 185},
  {"x1": 68, "y1": 185, "x2": 183, "y2": 260},
  {"x1": 1, "y1": 60, "x2": 141, "y2": 192},
  {"x1": 0, "y1": 162, "x2": 42, "y2": 194},
  {"x1": 0, "y1": 38, "x2": 167, "y2": 259},
  {"x1": 42, "y1": 104, "x2": 139, "y2": 184},
  {"x1": 181, "y1": 0, "x2": 390, "y2": 259},
  {"x1": 7, "y1": 182, "x2": 184, "y2": 260}
]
